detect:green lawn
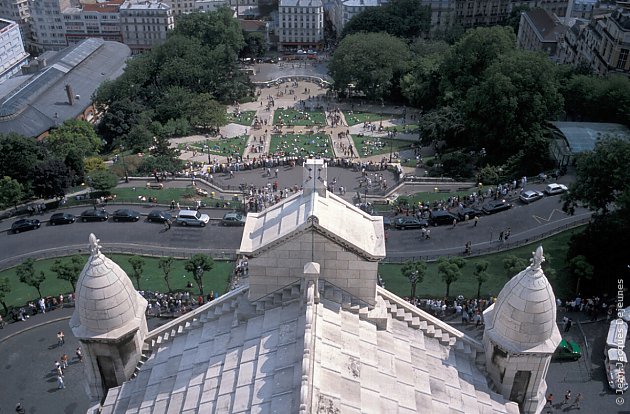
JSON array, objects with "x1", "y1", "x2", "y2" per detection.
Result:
[
  {"x1": 344, "y1": 111, "x2": 385, "y2": 126},
  {"x1": 350, "y1": 135, "x2": 412, "y2": 158},
  {"x1": 273, "y1": 109, "x2": 326, "y2": 126},
  {"x1": 177, "y1": 135, "x2": 248, "y2": 157},
  {"x1": 269, "y1": 133, "x2": 333, "y2": 157},
  {"x1": 378, "y1": 228, "x2": 584, "y2": 301},
  {"x1": 0, "y1": 255, "x2": 233, "y2": 311},
  {"x1": 227, "y1": 110, "x2": 257, "y2": 126}
]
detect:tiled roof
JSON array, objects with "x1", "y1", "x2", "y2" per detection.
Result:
[{"x1": 100, "y1": 283, "x2": 519, "y2": 413}]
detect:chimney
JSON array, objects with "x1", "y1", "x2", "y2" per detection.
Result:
[{"x1": 66, "y1": 84, "x2": 75, "y2": 105}]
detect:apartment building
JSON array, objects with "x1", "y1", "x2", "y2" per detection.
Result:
[
  {"x1": 63, "y1": 0, "x2": 123, "y2": 45},
  {"x1": 28, "y1": 0, "x2": 72, "y2": 53},
  {"x1": 453, "y1": 0, "x2": 568, "y2": 29},
  {"x1": 0, "y1": 18, "x2": 29, "y2": 82},
  {"x1": 278, "y1": 0, "x2": 323, "y2": 51},
  {"x1": 517, "y1": 8, "x2": 565, "y2": 56},
  {"x1": 119, "y1": 0, "x2": 174, "y2": 54},
  {"x1": 0, "y1": 0, "x2": 30, "y2": 42},
  {"x1": 331, "y1": 0, "x2": 387, "y2": 37}
]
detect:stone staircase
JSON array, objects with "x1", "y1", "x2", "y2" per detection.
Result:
[
  {"x1": 132, "y1": 286, "x2": 249, "y2": 378},
  {"x1": 376, "y1": 286, "x2": 487, "y2": 371},
  {"x1": 254, "y1": 280, "x2": 302, "y2": 314}
]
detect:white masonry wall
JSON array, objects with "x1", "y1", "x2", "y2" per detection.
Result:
[{"x1": 248, "y1": 231, "x2": 378, "y2": 305}]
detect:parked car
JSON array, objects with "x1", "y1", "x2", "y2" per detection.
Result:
[
  {"x1": 11, "y1": 219, "x2": 41, "y2": 234},
  {"x1": 176, "y1": 209, "x2": 210, "y2": 227},
  {"x1": 545, "y1": 183, "x2": 568, "y2": 196},
  {"x1": 519, "y1": 190, "x2": 544, "y2": 204},
  {"x1": 482, "y1": 200, "x2": 512, "y2": 214},
  {"x1": 393, "y1": 216, "x2": 428, "y2": 230},
  {"x1": 429, "y1": 210, "x2": 459, "y2": 226},
  {"x1": 80, "y1": 209, "x2": 109, "y2": 222},
  {"x1": 147, "y1": 210, "x2": 173, "y2": 223},
  {"x1": 112, "y1": 209, "x2": 141, "y2": 222},
  {"x1": 456, "y1": 207, "x2": 483, "y2": 221},
  {"x1": 221, "y1": 212, "x2": 246, "y2": 226},
  {"x1": 49, "y1": 213, "x2": 76, "y2": 226},
  {"x1": 553, "y1": 339, "x2": 582, "y2": 361},
  {"x1": 146, "y1": 182, "x2": 164, "y2": 189}
]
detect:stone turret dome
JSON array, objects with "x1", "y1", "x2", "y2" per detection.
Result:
[
  {"x1": 485, "y1": 246, "x2": 561, "y2": 352},
  {"x1": 70, "y1": 234, "x2": 147, "y2": 339}
]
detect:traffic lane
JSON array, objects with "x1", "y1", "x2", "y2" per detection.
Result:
[
  {"x1": 0, "y1": 218, "x2": 243, "y2": 263},
  {"x1": 385, "y1": 196, "x2": 589, "y2": 255}
]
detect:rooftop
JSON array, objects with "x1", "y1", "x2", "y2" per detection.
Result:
[
  {"x1": 523, "y1": 8, "x2": 565, "y2": 42},
  {"x1": 279, "y1": 0, "x2": 323, "y2": 8},
  {"x1": 0, "y1": 38, "x2": 130, "y2": 137},
  {"x1": 550, "y1": 121, "x2": 630, "y2": 153}
]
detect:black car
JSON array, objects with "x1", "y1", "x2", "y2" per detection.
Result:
[
  {"x1": 393, "y1": 216, "x2": 428, "y2": 229},
  {"x1": 112, "y1": 209, "x2": 141, "y2": 222},
  {"x1": 80, "y1": 209, "x2": 109, "y2": 222},
  {"x1": 429, "y1": 210, "x2": 459, "y2": 226},
  {"x1": 482, "y1": 200, "x2": 512, "y2": 215},
  {"x1": 11, "y1": 219, "x2": 40, "y2": 234},
  {"x1": 456, "y1": 207, "x2": 483, "y2": 221},
  {"x1": 49, "y1": 213, "x2": 76, "y2": 225},
  {"x1": 147, "y1": 210, "x2": 173, "y2": 223}
]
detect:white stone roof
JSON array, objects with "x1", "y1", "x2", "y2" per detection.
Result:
[
  {"x1": 239, "y1": 190, "x2": 386, "y2": 260},
  {"x1": 484, "y1": 247, "x2": 561, "y2": 353},
  {"x1": 99, "y1": 283, "x2": 519, "y2": 413},
  {"x1": 70, "y1": 234, "x2": 147, "y2": 339}
]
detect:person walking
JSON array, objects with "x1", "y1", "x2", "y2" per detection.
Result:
[
  {"x1": 546, "y1": 393, "x2": 553, "y2": 406},
  {"x1": 76, "y1": 347, "x2": 83, "y2": 363},
  {"x1": 564, "y1": 318, "x2": 573, "y2": 332},
  {"x1": 573, "y1": 393, "x2": 582, "y2": 409},
  {"x1": 57, "y1": 374, "x2": 65, "y2": 389},
  {"x1": 563, "y1": 390, "x2": 571, "y2": 406},
  {"x1": 498, "y1": 231, "x2": 504, "y2": 242},
  {"x1": 474, "y1": 216, "x2": 479, "y2": 227},
  {"x1": 57, "y1": 331, "x2": 65, "y2": 347},
  {"x1": 15, "y1": 403, "x2": 26, "y2": 414},
  {"x1": 61, "y1": 354, "x2": 69, "y2": 369}
]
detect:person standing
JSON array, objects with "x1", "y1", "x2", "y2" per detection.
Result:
[
  {"x1": 474, "y1": 216, "x2": 479, "y2": 227},
  {"x1": 563, "y1": 390, "x2": 571, "y2": 406},
  {"x1": 546, "y1": 393, "x2": 553, "y2": 406},
  {"x1": 15, "y1": 403, "x2": 26, "y2": 414},
  {"x1": 76, "y1": 347, "x2": 83, "y2": 362},
  {"x1": 57, "y1": 331, "x2": 65, "y2": 346},
  {"x1": 564, "y1": 318, "x2": 573, "y2": 332},
  {"x1": 61, "y1": 354, "x2": 69, "y2": 369}
]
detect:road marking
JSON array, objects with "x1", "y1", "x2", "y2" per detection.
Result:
[{"x1": 532, "y1": 209, "x2": 567, "y2": 224}]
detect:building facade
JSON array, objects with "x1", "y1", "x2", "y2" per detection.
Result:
[
  {"x1": 278, "y1": 0, "x2": 323, "y2": 51},
  {"x1": 62, "y1": 0, "x2": 123, "y2": 45},
  {"x1": 559, "y1": 8, "x2": 630, "y2": 76},
  {"x1": 0, "y1": 17, "x2": 29, "y2": 82},
  {"x1": 517, "y1": 8, "x2": 566, "y2": 56},
  {"x1": 330, "y1": 0, "x2": 387, "y2": 38},
  {"x1": 119, "y1": 0, "x2": 174, "y2": 54},
  {"x1": 0, "y1": 0, "x2": 30, "y2": 46},
  {"x1": 28, "y1": 0, "x2": 72, "y2": 52}
]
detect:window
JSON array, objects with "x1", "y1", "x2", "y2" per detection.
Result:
[{"x1": 618, "y1": 48, "x2": 629, "y2": 69}]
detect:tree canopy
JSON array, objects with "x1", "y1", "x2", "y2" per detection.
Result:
[
  {"x1": 45, "y1": 120, "x2": 101, "y2": 159},
  {"x1": 341, "y1": 0, "x2": 431, "y2": 41},
  {"x1": 329, "y1": 32, "x2": 410, "y2": 100}
]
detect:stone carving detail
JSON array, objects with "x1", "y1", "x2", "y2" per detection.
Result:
[
  {"x1": 530, "y1": 246, "x2": 545, "y2": 270},
  {"x1": 307, "y1": 215, "x2": 319, "y2": 225},
  {"x1": 317, "y1": 395, "x2": 340, "y2": 414},
  {"x1": 89, "y1": 233, "x2": 101, "y2": 256}
]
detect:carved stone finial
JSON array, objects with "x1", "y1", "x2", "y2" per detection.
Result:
[
  {"x1": 89, "y1": 233, "x2": 101, "y2": 256},
  {"x1": 530, "y1": 245, "x2": 544, "y2": 270}
]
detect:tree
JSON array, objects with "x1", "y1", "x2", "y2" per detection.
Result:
[
  {"x1": 502, "y1": 255, "x2": 527, "y2": 279},
  {"x1": 0, "y1": 132, "x2": 47, "y2": 184},
  {"x1": 89, "y1": 169, "x2": 119, "y2": 192},
  {"x1": 188, "y1": 94, "x2": 227, "y2": 133},
  {"x1": 417, "y1": 106, "x2": 466, "y2": 147},
  {"x1": 32, "y1": 159, "x2": 69, "y2": 199},
  {"x1": 465, "y1": 50, "x2": 562, "y2": 165},
  {"x1": 185, "y1": 254, "x2": 215, "y2": 296},
  {"x1": 437, "y1": 257, "x2": 465, "y2": 298},
  {"x1": 45, "y1": 119, "x2": 101, "y2": 159},
  {"x1": 440, "y1": 26, "x2": 515, "y2": 100},
  {"x1": 341, "y1": 0, "x2": 431, "y2": 41},
  {"x1": 0, "y1": 176, "x2": 23, "y2": 209},
  {"x1": 563, "y1": 138, "x2": 630, "y2": 214},
  {"x1": 17, "y1": 258, "x2": 46, "y2": 298},
  {"x1": 473, "y1": 260, "x2": 489, "y2": 299},
  {"x1": 0, "y1": 277, "x2": 11, "y2": 314},
  {"x1": 64, "y1": 148, "x2": 86, "y2": 187},
  {"x1": 401, "y1": 40, "x2": 448, "y2": 109},
  {"x1": 329, "y1": 32, "x2": 410, "y2": 100},
  {"x1": 51, "y1": 255, "x2": 84, "y2": 291},
  {"x1": 240, "y1": 31, "x2": 266, "y2": 58},
  {"x1": 128, "y1": 256, "x2": 145, "y2": 290},
  {"x1": 159, "y1": 257, "x2": 174, "y2": 293},
  {"x1": 84, "y1": 156, "x2": 107, "y2": 174},
  {"x1": 401, "y1": 260, "x2": 427, "y2": 299}
]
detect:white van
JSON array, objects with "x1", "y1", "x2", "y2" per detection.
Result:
[
  {"x1": 606, "y1": 319, "x2": 628, "y2": 350},
  {"x1": 176, "y1": 210, "x2": 210, "y2": 227}
]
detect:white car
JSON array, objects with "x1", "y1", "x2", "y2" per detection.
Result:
[
  {"x1": 519, "y1": 190, "x2": 544, "y2": 204},
  {"x1": 544, "y1": 183, "x2": 568, "y2": 196}
]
